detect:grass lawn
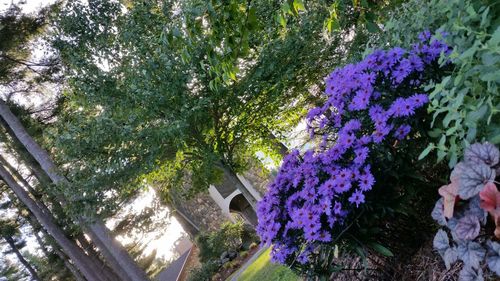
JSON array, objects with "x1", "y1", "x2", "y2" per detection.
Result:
[{"x1": 237, "y1": 248, "x2": 302, "y2": 281}]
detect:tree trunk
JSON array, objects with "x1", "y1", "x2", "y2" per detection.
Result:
[
  {"x1": 52, "y1": 245, "x2": 88, "y2": 281},
  {"x1": 40, "y1": 227, "x2": 88, "y2": 281},
  {"x1": 1, "y1": 147, "x2": 120, "y2": 281},
  {"x1": 28, "y1": 213, "x2": 88, "y2": 281},
  {"x1": 0, "y1": 99, "x2": 149, "y2": 281},
  {"x1": 7, "y1": 190, "x2": 87, "y2": 281},
  {"x1": 3, "y1": 235, "x2": 42, "y2": 281},
  {"x1": 75, "y1": 232, "x2": 99, "y2": 257},
  {"x1": 0, "y1": 164, "x2": 111, "y2": 281}
]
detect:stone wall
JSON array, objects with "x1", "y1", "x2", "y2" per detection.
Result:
[
  {"x1": 242, "y1": 160, "x2": 273, "y2": 196},
  {"x1": 167, "y1": 159, "x2": 273, "y2": 238},
  {"x1": 171, "y1": 190, "x2": 230, "y2": 237}
]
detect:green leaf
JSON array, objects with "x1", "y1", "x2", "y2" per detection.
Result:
[
  {"x1": 488, "y1": 26, "x2": 500, "y2": 46},
  {"x1": 366, "y1": 21, "x2": 379, "y2": 33},
  {"x1": 458, "y1": 42, "x2": 479, "y2": 61},
  {"x1": 277, "y1": 13, "x2": 286, "y2": 28},
  {"x1": 247, "y1": 7, "x2": 257, "y2": 29},
  {"x1": 437, "y1": 149, "x2": 447, "y2": 163},
  {"x1": 428, "y1": 128, "x2": 443, "y2": 138},
  {"x1": 293, "y1": 0, "x2": 306, "y2": 13},
  {"x1": 446, "y1": 126, "x2": 457, "y2": 136},
  {"x1": 370, "y1": 243, "x2": 393, "y2": 257},
  {"x1": 465, "y1": 105, "x2": 487, "y2": 125},
  {"x1": 488, "y1": 130, "x2": 500, "y2": 144},
  {"x1": 418, "y1": 143, "x2": 435, "y2": 160},
  {"x1": 480, "y1": 70, "x2": 500, "y2": 82},
  {"x1": 281, "y1": 2, "x2": 292, "y2": 14},
  {"x1": 480, "y1": 7, "x2": 490, "y2": 28}
]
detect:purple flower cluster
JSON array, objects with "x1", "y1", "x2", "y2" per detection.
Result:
[{"x1": 257, "y1": 32, "x2": 450, "y2": 266}]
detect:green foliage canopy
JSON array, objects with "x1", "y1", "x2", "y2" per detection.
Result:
[{"x1": 50, "y1": 0, "x2": 394, "y2": 215}]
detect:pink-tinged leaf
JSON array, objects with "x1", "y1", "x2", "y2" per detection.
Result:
[
  {"x1": 479, "y1": 182, "x2": 500, "y2": 212},
  {"x1": 439, "y1": 181, "x2": 459, "y2": 218},
  {"x1": 478, "y1": 182, "x2": 500, "y2": 239},
  {"x1": 495, "y1": 215, "x2": 500, "y2": 239}
]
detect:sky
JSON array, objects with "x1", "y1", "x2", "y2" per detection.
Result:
[
  {"x1": 107, "y1": 187, "x2": 187, "y2": 263},
  {"x1": 0, "y1": 0, "x2": 55, "y2": 14}
]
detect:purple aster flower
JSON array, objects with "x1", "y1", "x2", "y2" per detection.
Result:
[
  {"x1": 338, "y1": 132, "x2": 356, "y2": 148},
  {"x1": 342, "y1": 119, "x2": 362, "y2": 132},
  {"x1": 327, "y1": 216, "x2": 338, "y2": 228},
  {"x1": 258, "y1": 36, "x2": 448, "y2": 265},
  {"x1": 326, "y1": 144, "x2": 347, "y2": 161},
  {"x1": 304, "y1": 175, "x2": 319, "y2": 189},
  {"x1": 356, "y1": 135, "x2": 372, "y2": 146},
  {"x1": 333, "y1": 201, "x2": 342, "y2": 215},
  {"x1": 372, "y1": 124, "x2": 392, "y2": 143},
  {"x1": 392, "y1": 63, "x2": 412, "y2": 84},
  {"x1": 297, "y1": 252, "x2": 309, "y2": 264},
  {"x1": 300, "y1": 186, "x2": 318, "y2": 201},
  {"x1": 307, "y1": 107, "x2": 322, "y2": 121},
  {"x1": 389, "y1": 98, "x2": 416, "y2": 117},
  {"x1": 369, "y1": 105, "x2": 389, "y2": 129},
  {"x1": 418, "y1": 30, "x2": 431, "y2": 42},
  {"x1": 394, "y1": 124, "x2": 411, "y2": 140},
  {"x1": 316, "y1": 231, "x2": 332, "y2": 242},
  {"x1": 372, "y1": 91, "x2": 382, "y2": 99},
  {"x1": 387, "y1": 47, "x2": 406, "y2": 62},
  {"x1": 318, "y1": 197, "x2": 332, "y2": 215},
  {"x1": 408, "y1": 54, "x2": 424, "y2": 71},
  {"x1": 334, "y1": 178, "x2": 351, "y2": 193},
  {"x1": 348, "y1": 89, "x2": 371, "y2": 111},
  {"x1": 348, "y1": 189, "x2": 365, "y2": 207},
  {"x1": 358, "y1": 172, "x2": 375, "y2": 191},
  {"x1": 354, "y1": 146, "x2": 369, "y2": 165},
  {"x1": 409, "y1": 93, "x2": 429, "y2": 107}
]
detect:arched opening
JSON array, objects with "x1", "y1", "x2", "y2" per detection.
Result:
[{"x1": 229, "y1": 193, "x2": 258, "y2": 226}]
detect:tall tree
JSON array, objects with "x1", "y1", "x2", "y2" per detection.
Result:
[
  {"x1": 0, "y1": 100, "x2": 149, "y2": 281},
  {"x1": 27, "y1": 218, "x2": 84, "y2": 281},
  {"x1": 49, "y1": 0, "x2": 387, "y2": 217},
  {"x1": 0, "y1": 158, "x2": 115, "y2": 281},
  {"x1": 0, "y1": 2, "x2": 150, "y2": 280},
  {"x1": 0, "y1": 219, "x2": 41, "y2": 281}
]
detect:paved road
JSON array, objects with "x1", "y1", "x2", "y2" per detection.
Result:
[{"x1": 229, "y1": 246, "x2": 268, "y2": 281}]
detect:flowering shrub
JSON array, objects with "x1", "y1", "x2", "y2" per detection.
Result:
[
  {"x1": 257, "y1": 33, "x2": 450, "y2": 275},
  {"x1": 369, "y1": 0, "x2": 500, "y2": 168},
  {"x1": 432, "y1": 142, "x2": 500, "y2": 280}
]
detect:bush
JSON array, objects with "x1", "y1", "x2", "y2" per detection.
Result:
[
  {"x1": 370, "y1": 0, "x2": 500, "y2": 167},
  {"x1": 240, "y1": 250, "x2": 249, "y2": 259},
  {"x1": 241, "y1": 223, "x2": 259, "y2": 250},
  {"x1": 196, "y1": 221, "x2": 246, "y2": 263},
  {"x1": 257, "y1": 35, "x2": 450, "y2": 278},
  {"x1": 187, "y1": 260, "x2": 220, "y2": 281}
]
